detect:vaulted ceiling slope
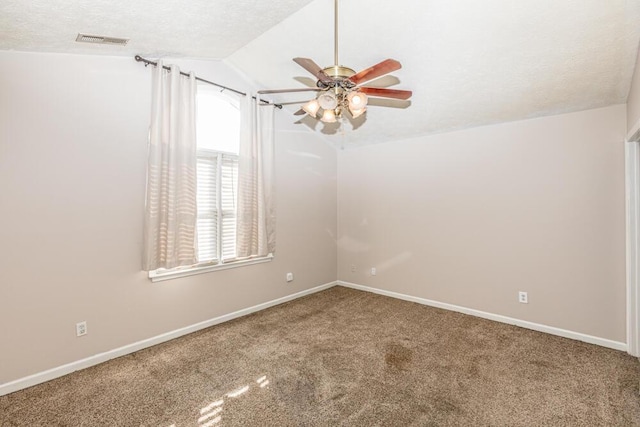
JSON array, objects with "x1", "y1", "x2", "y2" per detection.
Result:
[
  {"x1": 0, "y1": 0, "x2": 314, "y2": 59},
  {"x1": 228, "y1": 0, "x2": 640, "y2": 145},
  {"x1": 2, "y1": 0, "x2": 639, "y2": 146}
]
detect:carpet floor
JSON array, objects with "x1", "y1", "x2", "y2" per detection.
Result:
[{"x1": 1, "y1": 286, "x2": 639, "y2": 426}]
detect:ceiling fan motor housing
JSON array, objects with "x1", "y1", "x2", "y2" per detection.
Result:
[{"x1": 317, "y1": 65, "x2": 357, "y2": 89}]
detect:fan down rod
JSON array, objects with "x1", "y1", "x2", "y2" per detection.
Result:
[{"x1": 334, "y1": 0, "x2": 339, "y2": 66}]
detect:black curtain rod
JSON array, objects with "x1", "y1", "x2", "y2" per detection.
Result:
[{"x1": 134, "y1": 55, "x2": 282, "y2": 109}]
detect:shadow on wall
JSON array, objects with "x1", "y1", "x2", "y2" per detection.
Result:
[
  {"x1": 284, "y1": 149, "x2": 323, "y2": 160},
  {"x1": 284, "y1": 149, "x2": 328, "y2": 178},
  {"x1": 337, "y1": 235, "x2": 371, "y2": 253},
  {"x1": 376, "y1": 251, "x2": 413, "y2": 274}
]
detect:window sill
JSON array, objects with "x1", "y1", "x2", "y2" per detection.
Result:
[{"x1": 149, "y1": 254, "x2": 273, "y2": 283}]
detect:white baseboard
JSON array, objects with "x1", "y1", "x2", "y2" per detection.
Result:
[
  {"x1": 338, "y1": 281, "x2": 627, "y2": 352},
  {"x1": 0, "y1": 281, "x2": 338, "y2": 397},
  {"x1": 3, "y1": 279, "x2": 625, "y2": 396}
]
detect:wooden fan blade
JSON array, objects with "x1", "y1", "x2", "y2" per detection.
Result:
[
  {"x1": 293, "y1": 58, "x2": 333, "y2": 84},
  {"x1": 293, "y1": 76, "x2": 319, "y2": 88},
  {"x1": 367, "y1": 98, "x2": 411, "y2": 109},
  {"x1": 359, "y1": 87, "x2": 412, "y2": 100},
  {"x1": 257, "y1": 88, "x2": 323, "y2": 95},
  {"x1": 349, "y1": 59, "x2": 402, "y2": 86},
  {"x1": 360, "y1": 75, "x2": 401, "y2": 88}
]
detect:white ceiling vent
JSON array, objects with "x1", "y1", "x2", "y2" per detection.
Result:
[{"x1": 75, "y1": 33, "x2": 129, "y2": 46}]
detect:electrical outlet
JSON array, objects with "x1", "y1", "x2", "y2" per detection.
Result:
[
  {"x1": 371, "y1": 267, "x2": 377, "y2": 276},
  {"x1": 286, "y1": 272, "x2": 294, "y2": 282},
  {"x1": 350, "y1": 264, "x2": 356, "y2": 273},
  {"x1": 76, "y1": 321, "x2": 87, "y2": 337},
  {"x1": 518, "y1": 292, "x2": 528, "y2": 304}
]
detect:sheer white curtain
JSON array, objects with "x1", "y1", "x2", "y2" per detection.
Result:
[
  {"x1": 236, "y1": 95, "x2": 276, "y2": 258},
  {"x1": 142, "y1": 61, "x2": 198, "y2": 271}
]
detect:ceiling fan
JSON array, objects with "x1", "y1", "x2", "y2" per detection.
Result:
[{"x1": 259, "y1": 0, "x2": 412, "y2": 124}]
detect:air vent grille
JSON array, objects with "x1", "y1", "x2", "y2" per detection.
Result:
[{"x1": 76, "y1": 33, "x2": 129, "y2": 46}]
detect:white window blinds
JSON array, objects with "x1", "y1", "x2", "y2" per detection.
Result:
[
  {"x1": 220, "y1": 154, "x2": 238, "y2": 260},
  {"x1": 196, "y1": 149, "x2": 239, "y2": 263}
]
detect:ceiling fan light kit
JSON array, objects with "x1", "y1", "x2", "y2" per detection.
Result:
[
  {"x1": 347, "y1": 90, "x2": 367, "y2": 109},
  {"x1": 321, "y1": 109, "x2": 337, "y2": 123},
  {"x1": 302, "y1": 99, "x2": 321, "y2": 116},
  {"x1": 318, "y1": 92, "x2": 339, "y2": 110},
  {"x1": 349, "y1": 105, "x2": 366, "y2": 119},
  {"x1": 269, "y1": 0, "x2": 412, "y2": 127}
]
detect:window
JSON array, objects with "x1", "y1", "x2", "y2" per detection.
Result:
[
  {"x1": 149, "y1": 85, "x2": 272, "y2": 282},
  {"x1": 196, "y1": 86, "x2": 241, "y2": 264}
]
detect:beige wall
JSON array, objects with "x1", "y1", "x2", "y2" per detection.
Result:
[
  {"x1": 628, "y1": 49, "x2": 640, "y2": 135},
  {"x1": 0, "y1": 49, "x2": 630, "y2": 386},
  {"x1": 0, "y1": 51, "x2": 337, "y2": 384},
  {"x1": 338, "y1": 105, "x2": 627, "y2": 342}
]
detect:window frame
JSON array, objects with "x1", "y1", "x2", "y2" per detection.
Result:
[
  {"x1": 148, "y1": 87, "x2": 272, "y2": 282},
  {"x1": 148, "y1": 254, "x2": 273, "y2": 282}
]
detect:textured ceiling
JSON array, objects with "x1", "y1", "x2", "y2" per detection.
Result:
[
  {"x1": 0, "y1": 0, "x2": 314, "y2": 58},
  {"x1": 2, "y1": 0, "x2": 640, "y2": 146},
  {"x1": 228, "y1": 0, "x2": 640, "y2": 146}
]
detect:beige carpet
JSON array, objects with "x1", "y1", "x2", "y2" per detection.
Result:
[{"x1": 1, "y1": 287, "x2": 639, "y2": 426}]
